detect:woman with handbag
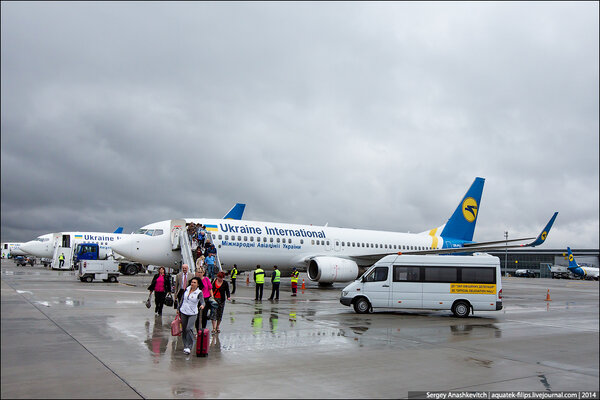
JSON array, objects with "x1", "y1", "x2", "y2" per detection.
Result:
[
  {"x1": 178, "y1": 277, "x2": 204, "y2": 355},
  {"x1": 147, "y1": 266, "x2": 172, "y2": 316},
  {"x1": 210, "y1": 271, "x2": 231, "y2": 334}
]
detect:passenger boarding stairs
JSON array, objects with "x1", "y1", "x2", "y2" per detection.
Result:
[{"x1": 169, "y1": 219, "x2": 223, "y2": 274}]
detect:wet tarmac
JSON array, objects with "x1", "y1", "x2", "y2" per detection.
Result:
[{"x1": 1, "y1": 259, "x2": 598, "y2": 398}]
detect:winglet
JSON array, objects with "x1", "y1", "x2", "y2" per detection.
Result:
[
  {"x1": 223, "y1": 203, "x2": 246, "y2": 220},
  {"x1": 113, "y1": 227, "x2": 124, "y2": 234},
  {"x1": 525, "y1": 212, "x2": 558, "y2": 247}
]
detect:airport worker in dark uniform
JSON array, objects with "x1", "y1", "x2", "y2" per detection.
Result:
[
  {"x1": 268, "y1": 266, "x2": 281, "y2": 300},
  {"x1": 254, "y1": 265, "x2": 265, "y2": 301},
  {"x1": 230, "y1": 264, "x2": 238, "y2": 294}
]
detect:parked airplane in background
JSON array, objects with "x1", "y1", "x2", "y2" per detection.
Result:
[
  {"x1": 567, "y1": 247, "x2": 599, "y2": 280},
  {"x1": 111, "y1": 178, "x2": 558, "y2": 284},
  {"x1": 1, "y1": 242, "x2": 26, "y2": 258},
  {"x1": 18, "y1": 204, "x2": 246, "y2": 269}
]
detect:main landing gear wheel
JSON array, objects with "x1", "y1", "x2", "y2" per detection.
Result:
[{"x1": 353, "y1": 297, "x2": 371, "y2": 314}]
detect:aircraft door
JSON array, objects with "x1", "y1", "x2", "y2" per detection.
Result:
[
  {"x1": 325, "y1": 240, "x2": 331, "y2": 251},
  {"x1": 170, "y1": 219, "x2": 186, "y2": 250},
  {"x1": 361, "y1": 265, "x2": 390, "y2": 308},
  {"x1": 334, "y1": 240, "x2": 341, "y2": 251},
  {"x1": 62, "y1": 234, "x2": 70, "y2": 248},
  {"x1": 390, "y1": 266, "x2": 422, "y2": 308}
]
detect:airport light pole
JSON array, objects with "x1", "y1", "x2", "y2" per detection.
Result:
[{"x1": 504, "y1": 231, "x2": 508, "y2": 277}]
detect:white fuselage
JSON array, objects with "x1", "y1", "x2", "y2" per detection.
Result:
[
  {"x1": 21, "y1": 232, "x2": 128, "y2": 259},
  {"x1": 111, "y1": 218, "x2": 446, "y2": 277}
]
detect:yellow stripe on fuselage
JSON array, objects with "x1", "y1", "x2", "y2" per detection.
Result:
[{"x1": 429, "y1": 228, "x2": 439, "y2": 249}]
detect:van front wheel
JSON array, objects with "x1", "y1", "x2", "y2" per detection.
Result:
[
  {"x1": 452, "y1": 301, "x2": 470, "y2": 318},
  {"x1": 353, "y1": 298, "x2": 371, "y2": 314}
]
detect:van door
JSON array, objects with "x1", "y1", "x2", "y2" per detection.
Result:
[
  {"x1": 390, "y1": 265, "x2": 422, "y2": 308},
  {"x1": 361, "y1": 265, "x2": 390, "y2": 308}
]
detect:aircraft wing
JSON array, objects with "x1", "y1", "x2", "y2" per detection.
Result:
[{"x1": 358, "y1": 212, "x2": 559, "y2": 258}]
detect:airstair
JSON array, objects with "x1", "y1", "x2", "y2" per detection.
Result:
[
  {"x1": 169, "y1": 220, "x2": 223, "y2": 274},
  {"x1": 205, "y1": 232, "x2": 223, "y2": 273}
]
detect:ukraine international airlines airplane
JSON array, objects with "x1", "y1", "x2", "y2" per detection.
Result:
[
  {"x1": 111, "y1": 178, "x2": 558, "y2": 284},
  {"x1": 19, "y1": 203, "x2": 246, "y2": 269},
  {"x1": 567, "y1": 247, "x2": 599, "y2": 280}
]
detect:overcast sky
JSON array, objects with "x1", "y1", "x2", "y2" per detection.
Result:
[{"x1": 1, "y1": 2, "x2": 598, "y2": 249}]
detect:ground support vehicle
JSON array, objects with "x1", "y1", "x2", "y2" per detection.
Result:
[
  {"x1": 74, "y1": 243, "x2": 120, "y2": 283},
  {"x1": 340, "y1": 254, "x2": 502, "y2": 318},
  {"x1": 119, "y1": 261, "x2": 144, "y2": 275}
]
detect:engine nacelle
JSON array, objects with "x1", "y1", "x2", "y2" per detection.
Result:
[{"x1": 307, "y1": 257, "x2": 359, "y2": 283}]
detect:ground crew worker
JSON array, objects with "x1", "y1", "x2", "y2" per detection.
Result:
[
  {"x1": 254, "y1": 265, "x2": 265, "y2": 301},
  {"x1": 58, "y1": 253, "x2": 65, "y2": 268},
  {"x1": 268, "y1": 266, "x2": 281, "y2": 300},
  {"x1": 291, "y1": 267, "x2": 299, "y2": 296},
  {"x1": 230, "y1": 264, "x2": 238, "y2": 295}
]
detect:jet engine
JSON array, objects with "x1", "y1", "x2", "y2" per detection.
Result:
[{"x1": 307, "y1": 257, "x2": 359, "y2": 283}]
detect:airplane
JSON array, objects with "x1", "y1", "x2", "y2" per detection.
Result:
[
  {"x1": 567, "y1": 247, "x2": 599, "y2": 280},
  {"x1": 19, "y1": 204, "x2": 247, "y2": 268},
  {"x1": 111, "y1": 177, "x2": 559, "y2": 284},
  {"x1": 1, "y1": 242, "x2": 27, "y2": 258}
]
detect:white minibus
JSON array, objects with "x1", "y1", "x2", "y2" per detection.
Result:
[{"x1": 340, "y1": 254, "x2": 503, "y2": 317}]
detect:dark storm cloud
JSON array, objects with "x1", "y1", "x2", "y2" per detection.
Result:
[{"x1": 1, "y1": 2, "x2": 598, "y2": 248}]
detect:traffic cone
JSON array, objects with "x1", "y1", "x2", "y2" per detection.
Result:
[
  {"x1": 544, "y1": 289, "x2": 552, "y2": 301},
  {"x1": 246, "y1": 274, "x2": 250, "y2": 286},
  {"x1": 301, "y1": 279, "x2": 306, "y2": 290}
]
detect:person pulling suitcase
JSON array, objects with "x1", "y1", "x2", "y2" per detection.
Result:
[{"x1": 177, "y1": 277, "x2": 204, "y2": 355}]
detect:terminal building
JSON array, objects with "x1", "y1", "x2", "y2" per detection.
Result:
[{"x1": 488, "y1": 248, "x2": 599, "y2": 278}]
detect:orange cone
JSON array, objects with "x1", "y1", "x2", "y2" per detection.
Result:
[
  {"x1": 301, "y1": 279, "x2": 306, "y2": 290},
  {"x1": 246, "y1": 274, "x2": 250, "y2": 286},
  {"x1": 545, "y1": 289, "x2": 552, "y2": 301}
]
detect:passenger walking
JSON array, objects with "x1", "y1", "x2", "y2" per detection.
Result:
[
  {"x1": 291, "y1": 267, "x2": 299, "y2": 296},
  {"x1": 205, "y1": 254, "x2": 216, "y2": 279},
  {"x1": 196, "y1": 268, "x2": 214, "y2": 331},
  {"x1": 174, "y1": 264, "x2": 190, "y2": 307},
  {"x1": 210, "y1": 272, "x2": 231, "y2": 334},
  {"x1": 268, "y1": 265, "x2": 281, "y2": 300},
  {"x1": 254, "y1": 265, "x2": 265, "y2": 301},
  {"x1": 178, "y1": 277, "x2": 204, "y2": 355},
  {"x1": 230, "y1": 264, "x2": 238, "y2": 294},
  {"x1": 148, "y1": 267, "x2": 172, "y2": 316}
]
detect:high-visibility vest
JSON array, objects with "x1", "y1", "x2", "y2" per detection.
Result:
[
  {"x1": 291, "y1": 271, "x2": 298, "y2": 283},
  {"x1": 255, "y1": 268, "x2": 265, "y2": 284},
  {"x1": 273, "y1": 269, "x2": 281, "y2": 283},
  {"x1": 59, "y1": 254, "x2": 64, "y2": 261},
  {"x1": 231, "y1": 268, "x2": 238, "y2": 279}
]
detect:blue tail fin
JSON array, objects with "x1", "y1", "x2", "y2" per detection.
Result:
[
  {"x1": 223, "y1": 203, "x2": 246, "y2": 220},
  {"x1": 113, "y1": 227, "x2": 124, "y2": 234},
  {"x1": 526, "y1": 212, "x2": 558, "y2": 247},
  {"x1": 440, "y1": 177, "x2": 485, "y2": 242},
  {"x1": 567, "y1": 247, "x2": 579, "y2": 270}
]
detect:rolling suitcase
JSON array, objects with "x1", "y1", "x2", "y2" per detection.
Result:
[{"x1": 196, "y1": 328, "x2": 210, "y2": 357}]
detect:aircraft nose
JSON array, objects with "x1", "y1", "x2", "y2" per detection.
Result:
[
  {"x1": 111, "y1": 236, "x2": 135, "y2": 259},
  {"x1": 19, "y1": 241, "x2": 39, "y2": 256}
]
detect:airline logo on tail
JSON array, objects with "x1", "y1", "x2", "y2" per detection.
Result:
[{"x1": 462, "y1": 198, "x2": 478, "y2": 223}]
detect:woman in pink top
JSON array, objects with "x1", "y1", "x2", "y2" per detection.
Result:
[
  {"x1": 147, "y1": 267, "x2": 172, "y2": 316},
  {"x1": 195, "y1": 268, "x2": 214, "y2": 330}
]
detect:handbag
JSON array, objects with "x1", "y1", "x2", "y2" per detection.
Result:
[
  {"x1": 165, "y1": 292, "x2": 174, "y2": 307},
  {"x1": 171, "y1": 314, "x2": 182, "y2": 336},
  {"x1": 145, "y1": 293, "x2": 152, "y2": 309}
]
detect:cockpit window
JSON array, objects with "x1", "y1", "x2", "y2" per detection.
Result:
[
  {"x1": 134, "y1": 229, "x2": 148, "y2": 235},
  {"x1": 144, "y1": 230, "x2": 154, "y2": 236},
  {"x1": 153, "y1": 229, "x2": 164, "y2": 236}
]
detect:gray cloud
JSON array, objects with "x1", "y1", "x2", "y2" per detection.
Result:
[{"x1": 2, "y1": 2, "x2": 598, "y2": 249}]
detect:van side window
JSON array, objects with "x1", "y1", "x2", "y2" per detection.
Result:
[
  {"x1": 424, "y1": 267, "x2": 457, "y2": 282},
  {"x1": 393, "y1": 266, "x2": 420, "y2": 282},
  {"x1": 365, "y1": 267, "x2": 388, "y2": 282},
  {"x1": 461, "y1": 267, "x2": 495, "y2": 284}
]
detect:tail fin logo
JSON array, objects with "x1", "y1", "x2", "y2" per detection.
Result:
[
  {"x1": 541, "y1": 231, "x2": 547, "y2": 241},
  {"x1": 569, "y1": 254, "x2": 574, "y2": 262},
  {"x1": 462, "y1": 197, "x2": 478, "y2": 223}
]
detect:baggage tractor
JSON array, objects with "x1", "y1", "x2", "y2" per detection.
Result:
[{"x1": 196, "y1": 328, "x2": 210, "y2": 357}]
